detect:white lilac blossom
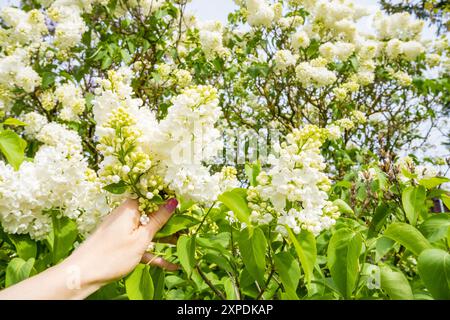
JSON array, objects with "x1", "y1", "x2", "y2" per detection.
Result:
[
  {"x1": 373, "y1": 11, "x2": 424, "y2": 41},
  {"x1": 295, "y1": 58, "x2": 337, "y2": 87},
  {"x1": 0, "y1": 120, "x2": 109, "y2": 240},
  {"x1": 0, "y1": 7, "x2": 47, "y2": 45},
  {"x1": 274, "y1": 50, "x2": 298, "y2": 71},
  {"x1": 246, "y1": 125, "x2": 341, "y2": 236},
  {"x1": 319, "y1": 42, "x2": 355, "y2": 62},
  {"x1": 149, "y1": 85, "x2": 225, "y2": 203},
  {"x1": 20, "y1": 111, "x2": 48, "y2": 137},
  {"x1": 245, "y1": 0, "x2": 275, "y2": 27},
  {"x1": 198, "y1": 21, "x2": 229, "y2": 59},
  {"x1": 0, "y1": 48, "x2": 41, "y2": 94},
  {"x1": 54, "y1": 82, "x2": 86, "y2": 121},
  {"x1": 93, "y1": 68, "x2": 233, "y2": 215},
  {"x1": 47, "y1": 0, "x2": 109, "y2": 49},
  {"x1": 128, "y1": 0, "x2": 165, "y2": 17},
  {"x1": 385, "y1": 39, "x2": 425, "y2": 60},
  {"x1": 291, "y1": 30, "x2": 310, "y2": 50}
]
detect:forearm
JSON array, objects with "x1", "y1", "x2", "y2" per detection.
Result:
[{"x1": 0, "y1": 259, "x2": 102, "y2": 300}]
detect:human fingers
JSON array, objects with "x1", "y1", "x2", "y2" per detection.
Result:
[
  {"x1": 153, "y1": 233, "x2": 180, "y2": 245},
  {"x1": 141, "y1": 252, "x2": 179, "y2": 271},
  {"x1": 139, "y1": 198, "x2": 178, "y2": 240}
]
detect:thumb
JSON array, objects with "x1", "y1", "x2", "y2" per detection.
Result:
[{"x1": 140, "y1": 198, "x2": 178, "y2": 239}]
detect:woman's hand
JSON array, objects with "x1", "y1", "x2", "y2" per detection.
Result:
[
  {"x1": 63, "y1": 198, "x2": 179, "y2": 289},
  {"x1": 0, "y1": 198, "x2": 179, "y2": 300}
]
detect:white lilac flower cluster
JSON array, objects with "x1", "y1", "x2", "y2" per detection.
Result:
[
  {"x1": 246, "y1": 125, "x2": 341, "y2": 236},
  {"x1": 93, "y1": 67, "x2": 237, "y2": 216},
  {"x1": 319, "y1": 41, "x2": 355, "y2": 62},
  {"x1": 0, "y1": 114, "x2": 109, "y2": 240},
  {"x1": 0, "y1": 7, "x2": 43, "y2": 111},
  {"x1": 273, "y1": 50, "x2": 299, "y2": 72},
  {"x1": 47, "y1": 0, "x2": 108, "y2": 50},
  {"x1": 127, "y1": 0, "x2": 165, "y2": 17},
  {"x1": 0, "y1": 48, "x2": 41, "y2": 100},
  {"x1": 295, "y1": 58, "x2": 337, "y2": 87},
  {"x1": 0, "y1": 7, "x2": 47, "y2": 45},
  {"x1": 198, "y1": 21, "x2": 230, "y2": 59},
  {"x1": 54, "y1": 82, "x2": 86, "y2": 121},
  {"x1": 373, "y1": 12, "x2": 424, "y2": 42},
  {"x1": 245, "y1": 0, "x2": 279, "y2": 27}
]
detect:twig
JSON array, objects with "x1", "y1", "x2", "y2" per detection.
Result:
[
  {"x1": 194, "y1": 202, "x2": 216, "y2": 234},
  {"x1": 256, "y1": 268, "x2": 275, "y2": 300},
  {"x1": 195, "y1": 265, "x2": 226, "y2": 300}
]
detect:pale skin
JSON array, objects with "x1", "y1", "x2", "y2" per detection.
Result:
[{"x1": 0, "y1": 198, "x2": 179, "y2": 300}]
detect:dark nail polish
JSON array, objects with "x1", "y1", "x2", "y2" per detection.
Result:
[{"x1": 164, "y1": 198, "x2": 178, "y2": 212}]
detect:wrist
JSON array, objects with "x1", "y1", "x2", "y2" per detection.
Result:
[{"x1": 56, "y1": 254, "x2": 104, "y2": 299}]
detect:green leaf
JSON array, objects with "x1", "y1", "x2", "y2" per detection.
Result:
[
  {"x1": 274, "y1": 251, "x2": 301, "y2": 299},
  {"x1": 121, "y1": 49, "x2": 131, "y2": 63},
  {"x1": 380, "y1": 266, "x2": 414, "y2": 300},
  {"x1": 203, "y1": 252, "x2": 233, "y2": 273},
  {"x1": 418, "y1": 249, "x2": 450, "y2": 300},
  {"x1": 41, "y1": 71, "x2": 56, "y2": 89},
  {"x1": 349, "y1": 56, "x2": 360, "y2": 71},
  {"x1": 103, "y1": 181, "x2": 128, "y2": 194},
  {"x1": 179, "y1": 198, "x2": 195, "y2": 212},
  {"x1": 196, "y1": 233, "x2": 230, "y2": 256},
  {"x1": 155, "y1": 215, "x2": 200, "y2": 238},
  {"x1": 125, "y1": 264, "x2": 154, "y2": 300},
  {"x1": 52, "y1": 215, "x2": 78, "y2": 264},
  {"x1": 101, "y1": 55, "x2": 112, "y2": 70},
  {"x1": 177, "y1": 235, "x2": 196, "y2": 277},
  {"x1": 448, "y1": 227, "x2": 450, "y2": 248},
  {"x1": 287, "y1": 228, "x2": 316, "y2": 286},
  {"x1": 402, "y1": 186, "x2": 426, "y2": 225},
  {"x1": 419, "y1": 214, "x2": 450, "y2": 242},
  {"x1": 368, "y1": 204, "x2": 390, "y2": 237},
  {"x1": 3, "y1": 118, "x2": 27, "y2": 127},
  {"x1": 218, "y1": 189, "x2": 250, "y2": 225},
  {"x1": 335, "y1": 180, "x2": 352, "y2": 189},
  {"x1": 150, "y1": 267, "x2": 165, "y2": 300},
  {"x1": 333, "y1": 199, "x2": 354, "y2": 215},
  {"x1": 383, "y1": 222, "x2": 432, "y2": 256},
  {"x1": 5, "y1": 258, "x2": 35, "y2": 287},
  {"x1": 8, "y1": 234, "x2": 36, "y2": 260},
  {"x1": 223, "y1": 277, "x2": 237, "y2": 300},
  {"x1": 419, "y1": 177, "x2": 450, "y2": 189},
  {"x1": 442, "y1": 194, "x2": 450, "y2": 211},
  {"x1": 245, "y1": 162, "x2": 261, "y2": 187},
  {"x1": 374, "y1": 168, "x2": 388, "y2": 191},
  {"x1": 0, "y1": 130, "x2": 27, "y2": 170},
  {"x1": 238, "y1": 227, "x2": 267, "y2": 286},
  {"x1": 327, "y1": 228, "x2": 362, "y2": 299},
  {"x1": 375, "y1": 237, "x2": 395, "y2": 262},
  {"x1": 127, "y1": 41, "x2": 135, "y2": 54},
  {"x1": 87, "y1": 282, "x2": 122, "y2": 300}
]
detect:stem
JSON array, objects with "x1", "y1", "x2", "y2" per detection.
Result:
[
  {"x1": 256, "y1": 267, "x2": 275, "y2": 300},
  {"x1": 195, "y1": 265, "x2": 226, "y2": 300},
  {"x1": 194, "y1": 202, "x2": 216, "y2": 234},
  {"x1": 229, "y1": 223, "x2": 242, "y2": 299}
]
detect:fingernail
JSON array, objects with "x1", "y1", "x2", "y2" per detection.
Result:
[{"x1": 164, "y1": 198, "x2": 178, "y2": 212}]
